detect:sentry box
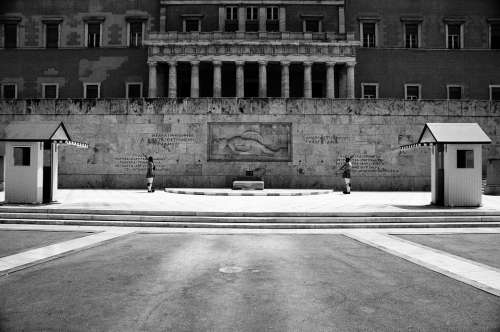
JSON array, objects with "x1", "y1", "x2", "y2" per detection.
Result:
[
  {"x1": 401, "y1": 123, "x2": 492, "y2": 207},
  {"x1": 0, "y1": 122, "x2": 87, "y2": 204}
]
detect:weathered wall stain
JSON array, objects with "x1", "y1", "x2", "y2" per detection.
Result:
[{"x1": 79, "y1": 56, "x2": 128, "y2": 82}]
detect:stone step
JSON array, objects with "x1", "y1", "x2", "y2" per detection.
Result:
[
  {"x1": 1, "y1": 213, "x2": 500, "y2": 224},
  {"x1": 1, "y1": 208, "x2": 500, "y2": 218},
  {"x1": 1, "y1": 217, "x2": 500, "y2": 229}
]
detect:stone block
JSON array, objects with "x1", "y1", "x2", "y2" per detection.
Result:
[{"x1": 232, "y1": 180, "x2": 264, "y2": 190}]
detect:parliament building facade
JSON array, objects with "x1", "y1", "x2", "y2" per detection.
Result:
[{"x1": 1, "y1": 0, "x2": 499, "y2": 101}]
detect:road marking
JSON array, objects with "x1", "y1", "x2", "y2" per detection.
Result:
[
  {"x1": 0, "y1": 229, "x2": 134, "y2": 276},
  {"x1": 345, "y1": 231, "x2": 500, "y2": 296}
]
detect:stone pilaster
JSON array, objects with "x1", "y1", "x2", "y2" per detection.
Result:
[
  {"x1": 238, "y1": 7, "x2": 246, "y2": 32},
  {"x1": 281, "y1": 61, "x2": 290, "y2": 98},
  {"x1": 326, "y1": 62, "x2": 336, "y2": 99},
  {"x1": 168, "y1": 61, "x2": 177, "y2": 98},
  {"x1": 236, "y1": 61, "x2": 245, "y2": 98},
  {"x1": 303, "y1": 62, "x2": 313, "y2": 98},
  {"x1": 148, "y1": 61, "x2": 157, "y2": 98},
  {"x1": 213, "y1": 61, "x2": 222, "y2": 97},
  {"x1": 258, "y1": 8, "x2": 266, "y2": 31},
  {"x1": 259, "y1": 61, "x2": 267, "y2": 98},
  {"x1": 347, "y1": 62, "x2": 356, "y2": 99}
]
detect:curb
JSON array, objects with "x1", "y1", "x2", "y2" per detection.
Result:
[{"x1": 164, "y1": 189, "x2": 331, "y2": 196}]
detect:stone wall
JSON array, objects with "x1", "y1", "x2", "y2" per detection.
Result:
[{"x1": 0, "y1": 99, "x2": 498, "y2": 190}]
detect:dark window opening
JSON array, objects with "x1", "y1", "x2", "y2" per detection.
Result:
[
  {"x1": 221, "y1": 63, "x2": 236, "y2": 97},
  {"x1": 87, "y1": 23, "x2": 100, "y2": 48},
  {"x1": 177, "y1": 62, "x2": 191, "y2": 98},
  {"x1": 266, "y1": 7, "x2": 279, "y2": 32},
  {"x1": 44, "y1": 84, "x2": 58, "y2": 99},
  {"x1": 46, "y1": 23, "x2": 59, "y2": 48},
  {"x1": 362, "y1": 23, "x2": 376, "y2": 47},
  {"x1": 448, "y1": 86, "x2": 462, "y2": 100},
  {"x1": 14, "y1": 147, "x2": 30, "y2": 166},
  {"x1": 267, "y1": 63, "x2": 281, "y2": 98},
  {"x1": 406, "y1": 85, "x2": 420, "y2": 100},
  {"x1": 199, "y1": 62, "x2": 213, "y2": 97},
  {"x1": 4, "y1": 23, "x2": 17, "y2": 48},
  {"x1": 127, "y1": 84, "x2": 142, "y2": 98},
  {"x1": 457, "y1": 150, "x2": 474, "y2": 168},
  {"x1": 244, "y1": 63, "x2": 259, "y2": 98},
  {"x1": 491, "y1": 87, "x2": 500, "y2": 101},
  {"x1": 85, "y1": 84, "x2": 99, "y2": 98},
  {"x1": 2, "y1": 84, "x2": 16, "y2": 99},
  {"x1": 447, "y1": 24, "x2": 461, "y2": 49},
  {"x1": 405, "y1": 23, "x2": 419, "y2": 48},
  {"x1": 225, "y1": 7, "x2": 238, "y2": 32},
  {"x1": 129, "y1": 22, "x2": 143, "y2": 47},
  {"x1": 491, "y1": 24, "x2": 500, "y2": 49},
  {"x1": 289, "y1": 63, "x2": 304, "y2": 98},
  {"x1": 312, "y1": 63, "x2": 326, "y2": 98},
  {"x1": 305, "y1": 20, "x2": 320, "y2": 33},
  {"x1": 246, "y1": 8, "x2": 259, "y2": 32},
  {"x1": 363, "y1": 85, "x2": 377, "y2": 99},
  {"x1": 185, "y1": 19, "x2": 199, "y2": 32}
]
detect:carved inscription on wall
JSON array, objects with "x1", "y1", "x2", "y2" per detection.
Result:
[
  {"x1": 142, "y1": 133, "x2": 195, "y2": 150},
  {"x1": 336, "y1": 153, "x2": 400, "y2": 175},
  {"x1": 208, "y1": 122, "x2": 292, "y2": 161},
  {"x1": 114, "y1": 156, "x2": 167, "y2": 171}
]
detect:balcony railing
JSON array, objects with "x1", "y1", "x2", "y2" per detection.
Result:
[{"x1": 146, "y1": 31, "x2": 356, "y2": 43}]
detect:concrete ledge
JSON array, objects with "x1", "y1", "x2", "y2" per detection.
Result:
[
  {"x1": 165, "y1": 188, "x2": 330, "y2": 196},
  {"x1": 232, "y1": 181, "x2": 265, "y2": 191}
]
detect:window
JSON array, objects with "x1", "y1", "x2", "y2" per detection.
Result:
[
  {"x1": 362, "y1": 83, "x2": 378, "y2": 99},
  {"x1": 490, "y1": 23, "x2": 500, "y2": 49},
  {"x1": 304, "y1": 20, "x2": 320, "y2": 33},
  {"x1": 126, "y1": 82, "x2": 142, "y2": 98},
  {"x1": 490, "y1": 85, "x2": 500, "y2": 101},
  {"x1": 457, "y1": 150, "x2": 474, "y2": 168},
  {"x1": 87, "y1": 22, "x2": 101, "y2": 48},
  {"x1": 405, "y1": 84, "x2": 421, "y2": 100},
  {"x1": 13, "y1": 147, "x2": 30, "y2": 166},
  {"x1": 404, "y1": 23, "x2": 419, "y2": 48},
  {"x1": 266, "y1": 7, "x2": 279, "y2": 32},
  {"x1": 447, "y1": 85, "x2": 462, "y2": 100},
  {"x1": 185, "y1": 19, "x2": 200, "y2": 32},
  {"x1": 129, "y1": 22, "x2": 143, "y2": 47},
  {"x1": 84, "y1": 83, "x2": 100, "y2": 99},
  {"x1": 225, "y1": 7, "x2": 238, "y2": 32},
  {"x1": 4, "y1": 23, "x2": 18, "y2": 48},
  {"x1": 45, "y1": 23, "x2": 59, "y2": 48},
  {"x1": 361, "y1": 22, "x2": 376, "y2": 47},
  {"x1": 42, "y1": 84, "x2": 59, "y2": 99},
  {"x1": 1, "y1": 84, "x2": 17, "y2": 99},
  {"x1": 447, "y1": 24, "x2": 462, "y2": 49},
  {"x1": 246, "y1": 7, "x2": 259, "y2": 32}
]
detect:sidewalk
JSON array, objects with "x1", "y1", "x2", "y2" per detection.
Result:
[{"x1": 0, "y1": 189, "x2": 499, "y2": 215}]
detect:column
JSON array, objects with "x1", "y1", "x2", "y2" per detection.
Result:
[
  {"x1": 347, "y1": 62, "x2": 356, "y2": 99},
  {"x1": 168, "y1": 61, "x2": 177, "y2": 98},
  {"x1": 259, "y1": 7, "x2": 266, "y2": 31},
  {"x1": 303, "y1": 61, "x2": 312, "y2": 98},
  {"x1": 190, "y1": 61, "x2": 200, "y2": 98},
  {"x1": 326, "y1": 62, "x2": 336, "y2": 99},
  {"x1": 236, "y1": 61, "x2": 245, "y2": 98},
  {"x1": 281, "y1": 61, "x2": 290, "y2": 98},
  {"x1": 238, "y1": 7, "x2": 246, "y2": 32},
  {"x1": 213, "y1": 61, "x2": 222, "y2": 97},
  {"x1": 259, "y1": 61, "x2": 267, "y2": 98},
  {"x1": 148, "y1": 61, "x2": 157, "y2": 98}
]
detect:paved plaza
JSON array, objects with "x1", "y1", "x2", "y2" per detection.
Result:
[{"x1": 0, "y1": 190, "x2": 499, "y2": 331}]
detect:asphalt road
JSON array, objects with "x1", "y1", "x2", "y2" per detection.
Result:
[{"x1": 1, "y1": 233, "x2": 499, "y2": 332}]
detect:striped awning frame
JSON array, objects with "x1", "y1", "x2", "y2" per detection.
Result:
[{"x1": 399, "y1": 142, "x2": 434, "y2": 151}]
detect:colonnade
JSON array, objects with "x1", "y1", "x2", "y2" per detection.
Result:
[{"x1": 148, "y1": 60, "x2": 356, "y2": 98}]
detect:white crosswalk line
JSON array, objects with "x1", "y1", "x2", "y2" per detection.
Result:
[
  {"x1": 345, "y1": 231, "x2": 500, "y2": 296},
  {"x1": 0, "y1": 229, "x2": 134, "y2": 275}
]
